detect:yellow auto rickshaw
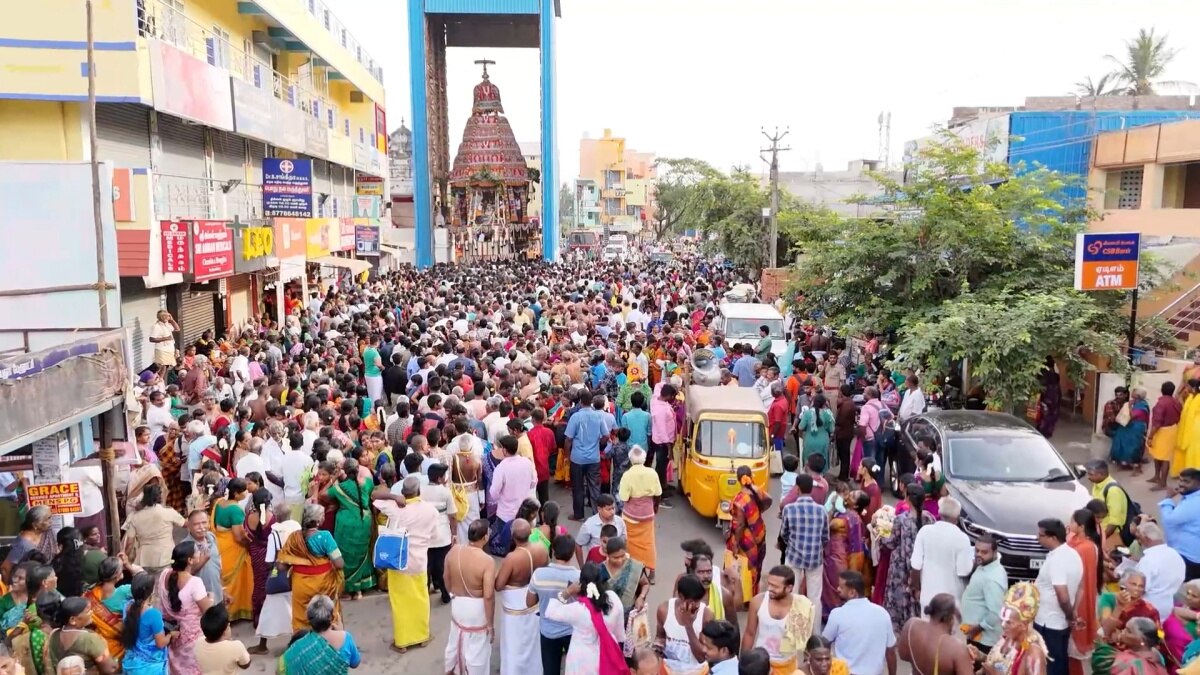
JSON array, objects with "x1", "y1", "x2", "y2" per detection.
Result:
[{"x1": 679, "y1": 385, "x2": 771, "y2": 525}]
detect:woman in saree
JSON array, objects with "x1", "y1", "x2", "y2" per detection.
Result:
[
  {"x1": 0, "y1": 563, "x2": 38, "y2": 635},
  {"x1": 1111, "y1": 387, "x2": 1151, "y2": 473},
  {"x1": 880, "y1": 483, "x2": 932, "y2": 634},
  {"x1": 1148, "y1": 382, "x2": 1183, "y2": 490},
  {"x1": 1176, "y1": 379, "x2": 1200, "y2": 478},
  {"x1": 157, "y1": 541, "x2": 213, "y2": 675},
  {"x1": 1098, "y1": 571, "x2": 1162, "y2": 645},
  {"x1": 726, "y1": 466, "x2": 773, "y2": 595},
  {"x1": 119, "y1": 573, "x2": 170, "y2": 675},
  {"x1": 276, "y1": 594, "x2": 361, "y2": 675},
  {"x1": 153, "y1": 419, "x2": 188, "y2": 514},
  {"x1": 820, "y1": 485, "x2": 867, "y2": 620},
  {"x1": 11, "y1": 589, "x2": 61, "y2": 675},
  {"x1": 1068, "y1": 509, "x2": 1104, "y2": 675},
  {"x1": 324, "y1": 458, "x2": 375, "y2": 599},
  {"x1": 798, "y1": 635, "x2": 850, "y2": 675},
  {"x1": 1093, "y1": 616, "x2": 1170, "y2": 675},
  {"x1": 211, "y1": 477, "x2": 254, "y2": 622},
  {"x1": 1164, "y1": 580, "x2": 1200, "y2": 666},
  {"x1": 243, "y1": 487, "x2": 274, "y2": 634},
  {"x1": 84, "y1": 557, "x2": 132, "y2": 662},
  {"x1": 277, "y1": 504, "x2": 345, "y2": 632},
  {"x1": 968, "y1": 582, "x2": 1049, "y2": 675},
  {"x1": 599, "y1": 536, "x2": 650, "y2": 620}
]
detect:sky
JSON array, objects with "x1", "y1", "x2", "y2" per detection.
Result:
[{"x1": 336, "y1": 0, "x2": 1200, "y2": 182}]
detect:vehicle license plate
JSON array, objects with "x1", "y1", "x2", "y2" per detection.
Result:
[{"x1": 1029, "y1": 558, "x2": 1044, "y2": 570}]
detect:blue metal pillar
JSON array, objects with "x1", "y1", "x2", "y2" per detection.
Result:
[
  {"x1": 408, "y1": 4, "x2": 434, "y2": 268},
  {"x1": 539, "y1": 0, "x2": 559, "y2": 262}
]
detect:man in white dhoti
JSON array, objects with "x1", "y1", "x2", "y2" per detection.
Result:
[
  {"x1": 910, "y1": 496, "x2": 974, "y2": 609},
  {"x1": 495, "y1": 519, "x2": 548, "y2": 675},
  {"x1": 445, "y1": 519, "x2": 494, "y2": 674}
]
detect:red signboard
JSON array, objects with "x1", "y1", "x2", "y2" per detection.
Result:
[
  {"x1": 375, "y1": 104, "x2": 387, "y2": 153},
  {"x1": 160, "y1": 220, "x2": 191, "y2": 274},
  {"x1": 338, "y1": 218, "x2": 356, "y2": 251},
  {"x1": 191, "y1": 220, "x2": 234, "y2": 281}
]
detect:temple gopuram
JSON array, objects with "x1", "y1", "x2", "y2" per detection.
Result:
[{"x1": 447, "y1": 60, "x2": 539, "y2": 261}]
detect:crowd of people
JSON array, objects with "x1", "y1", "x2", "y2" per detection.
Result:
[{"x1": 1, "y1": 249, "x2": 1197, "y2": 675}]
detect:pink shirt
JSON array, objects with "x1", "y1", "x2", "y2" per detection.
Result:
[
  {"x1": 488, "y1": 455, "x2": 536, "y2": 521},
  {"x1": 649, "y1": 391, "x2": 677, "y2": 445},
  {"x1": 374, "y1": 497, "x2": 440, "y2": 574},
  {"x1": 859, "y1": 399, "x2": 882, "y2": 442}
]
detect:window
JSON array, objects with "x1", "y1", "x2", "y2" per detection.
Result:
[
  {"x1": 724, "y1": 318, "x2": 784, "y2": 340},
  {"x1": 946, "y1": 435, "x2": 1072, "y2": 482},
  {"x1": 208, "y1": 26, "x2": 230, "y2": 69},
  {"x1": 344, "y1": 119, "x2": 350, "y2": 137},
  {"x1": 307, "y1": 0, "x2": 315, "y2": 13},
  {"x1": 359, "y1": 128, "x2": 365, "y2": 144},
  {"x1": 340, "y1": 29, "x2": 346, "y2": 48},
  {"x1": 1118, "y1": 167, "x2": 1143, "y2": 210},
  {"x1": 323, "y1": 9, "x2": 330, "y2": 29},
  {"x1": 327, "y1": 108, "x2": 335, "y2": 130},
  {"x1": 695, "y1": 420, "x2": 765, "y2": 459}
]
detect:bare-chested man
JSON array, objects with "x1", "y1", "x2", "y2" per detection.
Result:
[
  {"x1": 742, "y1": 566, "x2": 817, "y2": 673},
  {"x1": 898, "y1": 593, "x2": 974, "y2": 675},
  {"x1": 450, "y1": 434, "x2": 482, "y2": 543},
  {"x1": 494, "y1": 519, "x2": 547, "y2": 674},
  {"x1": 444, "y1": 519, "x2": 495, "y2": 675}
]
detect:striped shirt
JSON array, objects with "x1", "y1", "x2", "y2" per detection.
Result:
[{"x1": 530, "y1": 563, "x2": 581, "y2": 638}]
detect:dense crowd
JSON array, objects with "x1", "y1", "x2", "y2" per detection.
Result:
[{"x1": 1, "y1": 250, "x2": 1197, "y2": 675}]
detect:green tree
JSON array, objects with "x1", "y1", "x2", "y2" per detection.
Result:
[
  {"x1": 789, "y1": 134, "x2": 1132, "y2": 410},
  {"x1": 1075, "y1": 73, "x2": 1119, "y2": 96},
  {"x1": 558, "y1": 183, "x2": 574, "y2": 227},
  {"x1": 650, "y1": 158, "x2": 721, "y2": 240},
  {"x1": 1107, "y1": 28, "x2": 1191, "y2": 95}
]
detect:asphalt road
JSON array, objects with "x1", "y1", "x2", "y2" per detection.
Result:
[{"x1": 227, "y1": 421, "x2": 1165, "y2": 674}]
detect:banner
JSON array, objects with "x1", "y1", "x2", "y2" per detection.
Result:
[
  {"x1": 356, "y1": 173, "x2": 384, "y2": 196},
  {"x1": 148, "y1": 39, "x2": 234, "y2": 131},
  {"x1": 355, "y1": 224, "x2": 380, "y2": 256},
  {"x1": 263, "y1": 158, "x2": 314, "y2": 218},
  {"x1": 191, "y1": 220, "x2": 234, "y2": 282},
  {"x1": 353, "y1": 195, "x2": 382, "y2": 218},
  {"x1": 1074, "y1": 232, "x2": 1140, "y2": 291},
  {"x1": 160, "y1": 220, "x2": 191, "y2": 274},
  {"x1": 231, "y1": 77, "x2": 278, "y2": 146},
  {"x1": 305, "y1": 219, "x2": 330, "y2": 258},
  {"x1": 26, "y1": 482, "x2": 82, "y2": 515},
  {"x1": 338, "y1": 218, "x2": 356, "y2": 251},
  {"x1": 112, "y1": 168, "x2": 135, "y2": 222}
]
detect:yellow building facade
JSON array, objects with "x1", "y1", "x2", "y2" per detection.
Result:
[
  {"x1": 578, "y1": 128, "x2": 655, "y2": 232},
  {"x1": 0, "y1": 0, "x2": 387, "y2": 364}
]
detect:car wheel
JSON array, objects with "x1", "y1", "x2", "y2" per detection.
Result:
[{"x1": 888, "y1": 455, "x2": 903, "y2": 498}]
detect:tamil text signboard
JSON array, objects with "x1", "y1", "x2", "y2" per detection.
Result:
[
  {"x1": 161, "y1": 220, "x2": 191, "y2": 274},
  {"x1": 1074, "y1": 232, "x2": 1140, "y2": 291},
  {"x1": 355, "y1": 224, "x2": 379, "y2": 256},
  {"x1": 191, "y1": 221, "x2": 234, "y2": 282},
  {"x1": 263, "y1": 158, "x2": 313, "y2": 218}
]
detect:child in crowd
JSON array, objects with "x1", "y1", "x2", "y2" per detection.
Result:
[
  {"x1": 606, "y1": 427, "x2": 633, "y2": 512},
  {"x1": 194, "y1": 605, "x2": 251, "y2": 675},
  {"x1": 587, "y1": 524, "x2": 618, "y2": 564},
  {"x1": 779, "y1": 453, "x2": 799, "y2": 503}
]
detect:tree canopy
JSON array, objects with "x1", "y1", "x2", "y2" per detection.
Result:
[{"x1": 787, "y1": 134, "x2": 1132, "y2": 410}]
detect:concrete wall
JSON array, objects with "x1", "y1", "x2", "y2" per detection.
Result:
[{"x1": 776, "y1": 163, "x2": 900, "y2": 218}]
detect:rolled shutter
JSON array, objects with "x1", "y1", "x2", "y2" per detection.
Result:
[
  {"x1": 96, "y1": 103, "x2": 152, "y2": 168},
  {"x1": 227, "y1": 274, "x2": 252, "y2": 331},
  {"x1": 179, "y1": 290, "x2": 216, "y2": 347},
  {"x1": 120, "y1": 281, "x2": 165, "y2": 371}
]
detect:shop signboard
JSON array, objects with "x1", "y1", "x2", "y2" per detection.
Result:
[
  {"x1": 355, "y1": 172, "x2": 385, "y2": 196},
  {"x1": 190, "y1": 221, "x2": 234, "y2": 282},
  {"x1": 353, "y1": 195, "x2": 381, "y2": 218},
  {"x1": 232, "y1": 225, "x2": 276, "y2": 273},
  {"x1": 148, "y1": 39, "x2": 234, "y2": 131},
  {"x1": 230, "y1": 77, "x2": 278, "y2": 146},
  {"x1": 304, "y1": 113, "x2": 330, "y2": 159},
  {"x1": 1074, "y1": 232, "x2": 1140, "y2": 291},
  {"x1": 263, "y1": 158, "x2": 314, "y2": 218},
  {"x1": 355, "y1": 223, "x2": 379, "y2": 256},
  {"x1": 26, "y1": 482, "x2": 82, "y2": 515},
  {"x1": 305, "y1": 219, "x2": 330, "y2": 258},
  {"x1": 160, "y1": 220, "x2": 191, "y2": 274},
  {"x1": 273, "y1": 218, "x2": 307, "y2": 258},
  {"x1": 112, "y1": 169, "x2": 135, "y2": 222},
  {"x1": 338, "y1": 218, "x2": 356, "y2": 251}
]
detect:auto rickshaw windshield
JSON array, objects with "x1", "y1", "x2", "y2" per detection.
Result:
[{"x1": 695, "y1": 419, "x2": 766, "y2": 459}]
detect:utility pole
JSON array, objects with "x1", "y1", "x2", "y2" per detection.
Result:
[
  {"x1": 760, "y1": 127, "x2": 790, "y2": 269},
  {"x1": 86, "y1": 0, "x2": 107, "y2": 328}
]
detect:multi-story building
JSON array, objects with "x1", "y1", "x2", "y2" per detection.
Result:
[
  {"x1": 0, "y1": 0, "x2": 387, "y2": 369},
  {"x1": 776, "y1": 160, "x2": 900, "y2": 218},
  {"x1": 573, "y1": 179, "x2": 601, "y2": 229},
  {"x1": 579, "y1": 129, "x2": 655, "y2": 235}
]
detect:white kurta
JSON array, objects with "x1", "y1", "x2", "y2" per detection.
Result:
[{"x1": 910, "y1": 520, "x2": 974, "y2": 609}]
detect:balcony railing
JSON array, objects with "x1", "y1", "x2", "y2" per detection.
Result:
[
  {"x1": 155, "y1": 174, "x2": 265, "y2": 222},
  {"x1": 139, "y1": 0, "x2": 336, "y2": 126}
]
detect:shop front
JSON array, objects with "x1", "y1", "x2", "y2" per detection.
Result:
[
  {"x1": 163, "y1": 220, "x2": 235, "y2": 345},
  {"x1": 273, "y1": 218, "x2": 308, "y2": 324},
  {"x1": 230, "y1": 223, "x2": 278, "y2": 332}
]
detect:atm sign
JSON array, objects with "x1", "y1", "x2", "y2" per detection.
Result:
[{"x1": 1074, "y1": 233, "x2": 1140, "y2": 292}]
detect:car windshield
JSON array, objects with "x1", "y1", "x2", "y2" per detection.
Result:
[
  {"x1": 725, "y1": 318, "x2": 785, "y2": 339},
  {"x1": 946, "y1": 433, "x2": 1073, "y2": 482},
  {"x1": 695, "y1": 420, "x2": 765, "y2": 459}
]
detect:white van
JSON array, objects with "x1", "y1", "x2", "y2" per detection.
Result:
[{"x1": 713, "y1": 302, "x2": 788, "y2": 360}]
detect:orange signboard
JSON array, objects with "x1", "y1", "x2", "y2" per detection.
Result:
[
  {"x1": 26, "y1": 482, "x2": 83, "y2": 515},
  {"x1": 112, "y1": 168, "x2": 135, "y2": 222},
  {"x1": 1074, "y1": 233, "x2": 1140, "y2": 291}
]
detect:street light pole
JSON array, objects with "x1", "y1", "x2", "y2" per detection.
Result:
[{"x1": 760, "y1": 127, "x2": 790, "y2": 269}]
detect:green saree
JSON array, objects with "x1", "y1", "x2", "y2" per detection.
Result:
[{"x1": 328, "y1": 477, "x2": 376, "y2": 594}]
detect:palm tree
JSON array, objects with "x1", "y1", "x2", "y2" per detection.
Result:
[
  {"x1": 1075, "y1": 73, "x2": 1119, "y2": 97},
  {"x1": 1106, "y1": 28, "x2": 1190, "y2": 95}
]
